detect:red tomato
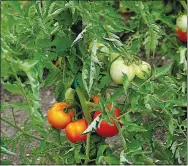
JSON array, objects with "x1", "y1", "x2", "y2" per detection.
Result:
[
  {"x1": 176, "y1": 29, "x2": 187, "y2": 42},
  {"x1": 47, "y1": 102, "x2": 74, "y2": 129},
  {"x1": 93, "y1": 107, "x2": 121, "y2": 137},
  {"x1": 65, "y1": 119, "x2": 88, "y2": 143}
]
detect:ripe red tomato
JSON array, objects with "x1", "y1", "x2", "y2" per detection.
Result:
[
  {"x1": 176, "y1": 29, "x2": 187, "y2": 42},
  {"x1": 65, "y1": 119, "x2": 88, "y2": 143},
  {"x1": 47, "y1": 102, "x2": 74, "y2": 129},
  {"x1": 93, "y1": 107, "x2": 121, "y2": 137}
]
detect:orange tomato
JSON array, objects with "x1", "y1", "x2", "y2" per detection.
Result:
[
  {"x1": 91, "y1": 95, "x2": 100, "y2": 105},
  {"x1": 65, "y1": 119, "x2": 88, "y2": 143},
  {"x1": 47, "y1": 102, "x2": 74, "y2": 129}
]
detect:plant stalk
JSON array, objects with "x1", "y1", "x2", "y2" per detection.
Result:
[{"x1": 75, "y1": 86, "x2": 92, "y2": 164}]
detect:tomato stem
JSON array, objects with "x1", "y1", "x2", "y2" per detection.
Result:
[
  {"x1": 179, "y1": 0, "x2": 187, "y2": 12},
  {"x1": 75, "y1": 85, "x2": 92, "y2": 164},
  {"x1": 75, "y1": 86, "x2": 92, "y2": 123},
  {"x1": 113, "y1": 117, "x2": 127, "y2": 150}
]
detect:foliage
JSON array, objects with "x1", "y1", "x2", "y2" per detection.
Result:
[{"x1": 1, "y1": 0, "x2": 187, "y2": 165}]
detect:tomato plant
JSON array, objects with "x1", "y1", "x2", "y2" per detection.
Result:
[
  {"x1": 47, "y1": 102, "x2": 74, "y2": 129},
  {"x1": 1, "y1": 1, "x2": 187, "y2": 165}
]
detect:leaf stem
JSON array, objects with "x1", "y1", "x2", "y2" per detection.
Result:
[
  {"x1": 113, "y1": 117, "x2": 127, "y2": 150},
  {"x1": 179, "y1": 1, "x2": 187, "y2": 11},
  {"x1": 1, "y1": 117, "x2": 43, "y2": 141},
  {"x1": 11, "y1": 107, "x2": 16, "y2": 126},
  {"x1": 7, "y1": 60, "x2": 33, "y2": 115}
]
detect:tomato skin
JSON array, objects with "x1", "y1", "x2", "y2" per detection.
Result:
[
  {"x1": 176, "y1": 14, "x2": 187, "y2": 32},
  {"x1": 110, "y1": 59, "x2": 135, "y2": 84},
  {"x1": 133, "y1": 61, "x2": 151, "y2": 80},
  {"x1": 176, "y1": 29, "x2": 187, "y2": 42},
  {"x1": 65, "y1": 88, "x2": 76, "y2": 101},
  {"x1": 65, "y1": 119, "x2": 88, "y2": 143},
  {"x1": 93, "y1": 107, "x2": 121, "y2": 137},
  {"x1": 47, "y1": 102, "x2": 74, "y2": 129},
  {"x1": 90, "y1": 95, "x2": 100, "y2": 105}
]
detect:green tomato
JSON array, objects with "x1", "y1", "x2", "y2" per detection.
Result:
[
  {"x1": 176, "y1": 14, "x2": 187, "y2": 32},
  {"x1": 133, "y1": 61, "x2": 151, "y2": 80},
  {"x1": 89, "y1": 41, "x2": 109, "y2": 62},
  {"x1": 65, "y1": 88, "x2": 76, "y2": 101},
  {"x1": 110, "y1": 59, "x2": 135, "y2": 84}
]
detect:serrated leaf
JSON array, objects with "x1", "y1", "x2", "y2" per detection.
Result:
[
  {"x1": 40, "y1": 70, "x2": 60, "y2": 88},
  {"x1": 154, "y1": 65, "x2": 172, "y2": 78},
  {"x1": 82, "y1": 58, "x2": 96, "y2": 94},
  {"x1": 1, "y1": 82, "x2": 23, "y2": 95},
  {"x1": 120, "y1": 150, "x2": 131, "y2": 164},
  {"x1": 0, "y1": 160, "x2": 12, "y2": 165},
  {"x1": 96, "y1": 144, "x2": 109, "y2": 164},
  {"x1": 103, "y1": 155, "x2": 120, "y2": 164}
]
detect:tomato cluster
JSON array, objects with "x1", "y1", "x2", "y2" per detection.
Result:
[
  {"x1": 47, "y1": 102, "x2": 88, "y2": 143},
  {"x1": 110, "y1": 58, "x2": 151, "y2": 85},
  {"x1": 47, "y1": 94, "x2": 122, "y2": 143}
]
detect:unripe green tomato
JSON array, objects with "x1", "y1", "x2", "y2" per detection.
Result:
[
  {"x1": 110, "y1": 53, "x2": 123, "y2": 62},
  {"x1": 110, "y1": 59, "x2": 135, "y2": 84},
  {"x1": 65, "y1": 88, "x2": 75, "y2": 101},
  {"x1": 176, "y1": 14, "x2": 187, "y2": 32},
  {"x1": 89, "y1": 41, "x2": 109, "y2": 62},
  {"x1": 133, "y1": 61, "x2": 151, "y2": 80}
]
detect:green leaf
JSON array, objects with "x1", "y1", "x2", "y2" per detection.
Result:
[
  {"x1": 107, "y1": 87, "x2": 124, "y2": 103},
  {"x1": 121, "y1": 121, "x2": 148, "y2": 132},
  {"x1": 2, "y1": 102, "x2": 29, "y2": 110},
  {"x1": 40, "y1": 70, "x2": 60, "y2": 88},
  {"x1": 103, "y1": 155, "x2": 120, "y2": 164},
  {"x1": 74, "y1": 144, "x2": 81, "y2": 163},
  {"x1": 52, "y1": 35, "x2": 72, "y2": 52},
  {"x1": 96, "y1": 144, "x2": 109, "y2": 164},
  {"x1": 0, "y1": 160, "x2": 12, "y2": 165},
  {"x1": 1, "y1": 146, "x2": 16, "y2": 155},
  {"x1": 82, "y1": 57, "x2": 96, "y2": 94},
  {"x1": 154, "y1": 65, "x2": 172, "y2": 78},
  {"x1": 1, "y1": 82, "x2": 23, "y2": 95}
]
